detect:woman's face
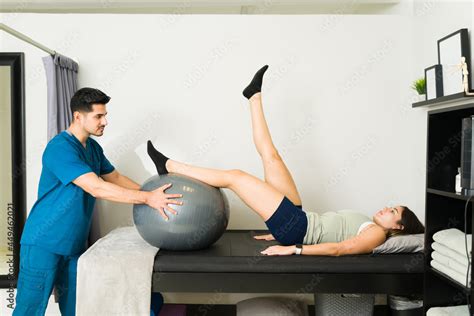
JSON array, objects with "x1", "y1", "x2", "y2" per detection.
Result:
[{"x1": 373, "y1": 206, "x2": 404, "y2": 230}]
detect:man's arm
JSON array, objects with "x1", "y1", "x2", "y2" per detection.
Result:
[
  {"x1": 101, "y1": 170, "x2": 140, "y2": 190},
  {"x1": 73, "y1": 172, "x2": 182, "y2": 220}
]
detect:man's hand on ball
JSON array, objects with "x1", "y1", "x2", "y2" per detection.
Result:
[{"x1": 147, "y1": 183, "x2": 183, "y2": 221}]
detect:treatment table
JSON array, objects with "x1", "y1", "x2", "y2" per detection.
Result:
[{"x1": 152, "y1": 230, "x2": 424, "y2": 295}]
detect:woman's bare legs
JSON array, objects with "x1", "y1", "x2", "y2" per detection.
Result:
[
  {"x1": 248, "y1": 93, "x2": 302, "y2": 206},
  {"x1": 166, "y1": 159, "x2": 284, "y2": 221}
]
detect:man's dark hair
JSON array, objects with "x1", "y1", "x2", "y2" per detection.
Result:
[{"x1": 70, "y1": 88, "x2": 111, "y2": 114}]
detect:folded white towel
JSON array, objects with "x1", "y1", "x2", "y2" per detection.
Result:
[
  {"x1": 433, "y1": 228, "x2": 471, "y2": 256},
  {"x1": 76, "y1": 226, "x2": 159, "y2": 316},
  {"x1": 432, "y1": 251, "x2": 469, "y2": 276},
  {"x1": 427, "y1": 305, "x2": 469, "y2": 316},
  {"x1": 431, "y1": 260, "x2": 471, "y2": 288},
  {"x1": 432, "y1": 242, "x2": 470, "y2": 266}
]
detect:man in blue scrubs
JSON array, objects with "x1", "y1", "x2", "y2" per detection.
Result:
[{"x1": 13, "y1": 88, "x2": 181, "y2": 316}]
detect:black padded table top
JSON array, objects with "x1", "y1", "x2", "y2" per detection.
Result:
[
  {"x1": 153, "y1": 230, "x2": 424, "y2": 294},
  {"x1": 154, "y1": 230, "x2": 424, "y2": 274}
]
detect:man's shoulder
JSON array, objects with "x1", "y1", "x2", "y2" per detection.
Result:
[{"x1": 44, "y1": 132, "x2": 77, "y2": 154}]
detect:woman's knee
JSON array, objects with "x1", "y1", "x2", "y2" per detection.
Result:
[
  {"x1": 228, "y1": 169, "x2": 247, "y2": 179},
  {"x1": 226, "y1": 169, "x2": 247, "y2": 187}
]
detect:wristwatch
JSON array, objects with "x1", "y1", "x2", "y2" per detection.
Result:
[{"x1": 295, "y1": 244, "x2": 303, "y2": 255}]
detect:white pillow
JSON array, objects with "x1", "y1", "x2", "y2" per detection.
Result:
[{"x1": 373, "y1": 234, "x2": 424, "y2": 254}]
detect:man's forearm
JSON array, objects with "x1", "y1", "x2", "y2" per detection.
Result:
[
  {"x1": 116, "y1": 174, "x2": 141, "y2": 190},
  {"x1": 93, "y1": 178, "x2": 149, "y2": 204}
]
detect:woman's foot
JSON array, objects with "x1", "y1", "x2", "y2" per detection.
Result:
[
  {"x1": 147, "y1": 140, "x2": 169, "y2": 175},
  {"x1": 243, "y1": 65, "x2": 269, "y2": 99}
]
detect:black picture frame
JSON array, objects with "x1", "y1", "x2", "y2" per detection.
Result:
[
  {"x1": 425, "y1": 64, "x2": 443, "y2": 101},
  {"x1": 437, "y1": 28, "x2": 472, "y2": 97},
  {"x1": 0, "y1": 53, "x2": 26, "y2": 289}
]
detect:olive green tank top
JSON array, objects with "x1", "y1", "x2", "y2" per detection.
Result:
[{"x1": 303, "y1": 210, "x2": 372, "y2": 244}]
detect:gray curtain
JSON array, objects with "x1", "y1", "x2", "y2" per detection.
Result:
[{"x1": 42, "y1": 53, "x2": 79, "y2": 140}]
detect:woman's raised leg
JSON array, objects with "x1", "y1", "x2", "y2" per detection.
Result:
[
  {"x1": 247, "y1": 92, "x2": 302, "y2": 206},
  {"x1": 166, "y1": 159, "x2": 284, "y2": 221}
]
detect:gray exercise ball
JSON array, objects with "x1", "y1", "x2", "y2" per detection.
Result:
[{"x1": 133, "y1": 173, "x2": 230, "y2": 251}]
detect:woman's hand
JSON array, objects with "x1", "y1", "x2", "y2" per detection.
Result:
[
  {"x1": 253, "y1": 234, "x2": 276, "y2": 241},
  {"x1": 261, "y1": 245, "x2": 296, "y2": 256}
]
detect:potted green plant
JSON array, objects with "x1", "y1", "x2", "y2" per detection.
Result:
[{"x1": 411, "y1": 78, "x2": 426, "y2": 101}]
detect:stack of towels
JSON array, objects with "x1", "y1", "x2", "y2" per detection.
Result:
[
  {"x1": 431, "y1": 228, "x2": 471, "y2": 287},
  {"x1": 427, "y1": 305, "x2": 469, "y2": 316}
]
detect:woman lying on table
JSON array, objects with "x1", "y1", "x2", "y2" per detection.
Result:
[{"x1": 147, "y1": 65, "x2": 424, "y2": 256}]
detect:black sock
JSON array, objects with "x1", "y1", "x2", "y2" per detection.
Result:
[
  {"x1": 147, "y1": 140, "x2": 169, "y2": 175},
  {"x1": 242, "y1": 65, "x2": 269, "y2": 99}
]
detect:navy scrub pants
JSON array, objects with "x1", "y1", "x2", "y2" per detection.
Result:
[{"x1": 13, "y1": 244, "x2": 79, "y2": 316}]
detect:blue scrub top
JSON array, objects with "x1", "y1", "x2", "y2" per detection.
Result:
[{"x1": 21, "y1": 131, "x2": 115, "y2": 255}]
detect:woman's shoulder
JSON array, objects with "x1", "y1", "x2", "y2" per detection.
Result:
[{"x1": 360, "y1": 222, "x2": 385, "y2": 237}]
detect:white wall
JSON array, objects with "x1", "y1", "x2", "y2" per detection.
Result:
[
  {"x1": 1, "y1": 13, "x2": 421, "y2": 231},
  {"x1": 0, "y1": 2, "x2": 472, "y2": 313},
  {"x1": 413, "y1": 1, "x2": 474, "y2": 90},
  {"x1": 0, "y1": 0, "x2": 416, "y2": 15}
]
